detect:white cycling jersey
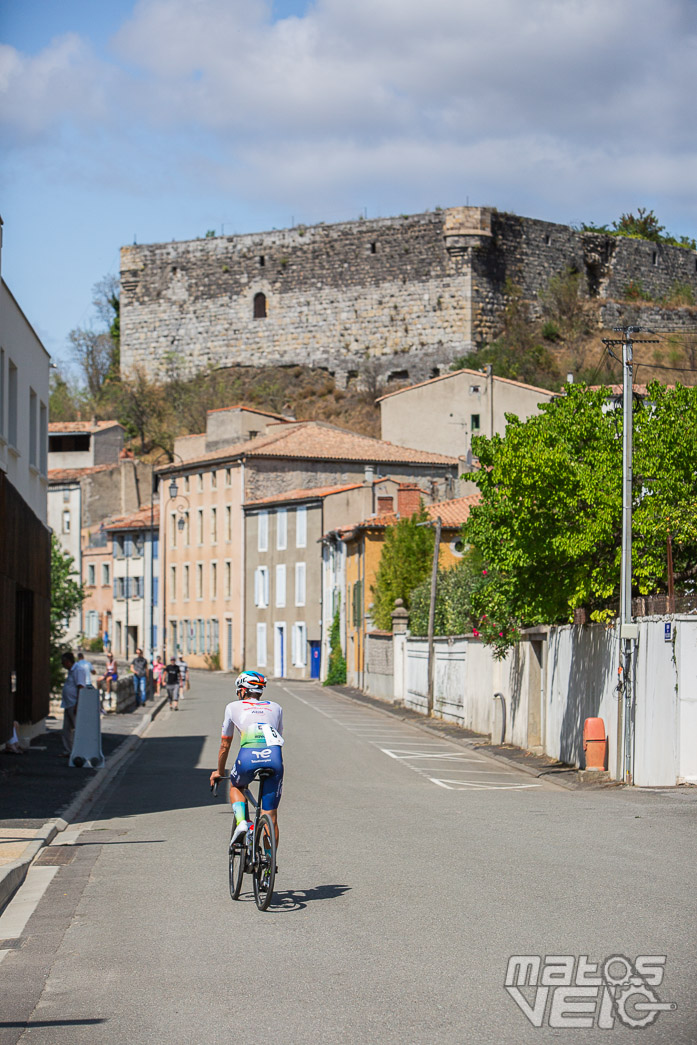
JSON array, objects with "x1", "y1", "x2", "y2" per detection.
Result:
[{"x1": 221, "y1": 699, "x2": 284, "y2": 748}]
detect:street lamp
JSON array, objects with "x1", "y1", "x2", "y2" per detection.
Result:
[
  {"x1": 149, "y1": 453, "x2": 185, "y2": 664},
  {"x1": 160, "y1": 477, "x2": 190, "y2": 663}
]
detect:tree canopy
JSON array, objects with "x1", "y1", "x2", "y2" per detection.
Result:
[
  {"x1": 371, "y1": 506, "x2": 434, "y2": 629},
  {"x1": 49, "y1": 534, "x2": 85, "y2": 690},
  {"x1": 463, "y1": 382, "x2": 697, "y2": 654}
]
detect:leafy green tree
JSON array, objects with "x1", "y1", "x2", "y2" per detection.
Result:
[
  {"x1": 408, "y1": 549, "x2": 483, "y2": 636},
  {"x1": 49, "y1": 534, "x2": 85, "y2": 691},
  {"x1": 463, "y1": 383, "x2": 697, "y2": 655},
  {"x1": 371, "y1": 506, "x2": 434, "y2": 629},
  {"x1": 324, "y1": 610, "x2": 347, "y2": 685}
]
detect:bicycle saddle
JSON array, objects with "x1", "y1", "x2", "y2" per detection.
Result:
[{"x1": 253, "y1": 768, "x2": 274, "y2": 780}]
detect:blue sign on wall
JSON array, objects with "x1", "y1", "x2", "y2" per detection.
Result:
[{"x1": 664, "y1": 622, "x2": 672, "y2": 643}]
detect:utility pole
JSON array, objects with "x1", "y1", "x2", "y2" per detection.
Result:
[
  {"x1": 602, "y1": 326, "x2": 658, "y2": 783},
  {"x1": 419, "y1": 515, "x2": 442, "y2": 717}
]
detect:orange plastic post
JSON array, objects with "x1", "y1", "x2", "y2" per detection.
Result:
[{"x1": 583, "y1": 717, "x2": 607, "y2": 771}]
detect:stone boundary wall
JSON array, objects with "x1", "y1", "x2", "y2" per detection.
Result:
[
  {"x1": 121, "y1": 207, "x2": 697, "y2": 386},
  {"x1": 363, "y1": 631, "x2": 394, "y2": 702}
]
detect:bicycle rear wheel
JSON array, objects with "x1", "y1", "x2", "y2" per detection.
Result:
[
  {"x1": 252, "y1": 813, "x2": 276, "y2": 911},
  {"x1": 229, "y1": 826, "x2": 246, "y2": 900}
]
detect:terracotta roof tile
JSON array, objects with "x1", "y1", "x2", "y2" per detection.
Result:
[
  {"x1": 206, "y1": 405, "x2": 292, "y2": 421},
  {"x1": 244, "y1": 482, "x2": 366, "y2": 508},
  {"x1": 48, "y1": 463, "x2": 119, "y2": 482},
  {"x1": 376, "y1": 368, "x2": 557, "y2": 402},
  {"x1": 48, "y1": 420, "x2": 123, "y2": 433},
  {"x1": 156, "y1": 421, "x2": 458, "y2": 472},
  {"x1": 105, "y1": 505, "x2": 160, "y2": 530},
  {"x1": 358, "y1": 494, "x2": 481, "y2": 530}
]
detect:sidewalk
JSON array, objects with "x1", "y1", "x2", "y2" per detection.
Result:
[
  {"x1": 328, "y1": 685, "x2": 621, "y2": 790},
  {"x1": 0, "y1": 694, "x2": 168, "y2": 913}
]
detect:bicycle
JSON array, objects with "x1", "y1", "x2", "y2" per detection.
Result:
[{"x1": 212, "y1": 768, "x2": 277, "y2": 912}]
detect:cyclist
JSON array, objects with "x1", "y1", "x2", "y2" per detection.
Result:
[{"x1": 210, "y1": 670, "x2": 284, "y2": 846}]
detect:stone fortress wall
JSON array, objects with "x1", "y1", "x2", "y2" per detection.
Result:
[{"x1": 120, "y1": 207, "x2": 697, "y2": 388}]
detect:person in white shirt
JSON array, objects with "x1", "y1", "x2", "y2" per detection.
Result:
[
  {"x1": 75, "y1": 651, "x2": 96, "y2": 688},
  {"x1": 210, "y1": 671, "x2": 284, "y2": 846},
  {"x1": 60, "y1": 652, "x2": 81, "y2": 756}
]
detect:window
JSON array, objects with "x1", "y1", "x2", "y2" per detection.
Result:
[
  {"x1": 211, "y1": 507, "x2": 217, "y2": 543},
  {"x1": 471, "y1": 414, "x2": 481, "y2": 431},
  {"x1": 184, "y1": 476, "x2": 190, "y2": 493},
  {"x1": 225, "y1": 506, "x2": 232, "y2": 542},
  {"x1": 102, "y1": 563, "x2": 110, "y2": 585},
  {"x1": 295, "y1": 563, "x2": 306, "y2": 607},
  {"x1": 132, "y1": 534, "x2": 144, "y2": 557},
  {"x1": 254, "y1": 292, "x2": 267, "y2": 319},
  {"x1": 205, "y1": 619, "x2": 211, "y2": 654},
  {"x1": 170, "y1": 566, "x2": 177, "y2": 600},
  {"x1": 258, "y1": 511, "x2": 269, "y2": 552},
  {"x1": 29, "y1": 390, "x2": 37, "y2": 467},
  {"x1": 87, "y1": 564, "x2": 96, "y2": 586},
  {"x1": 197, "y1": 509, "x2": 204, "y2": 544},
  {"x1": 197, "y1": 473, "x2": 204, "y2": 492},
  {"x1": 296, "y1": 506, "x2": 307, "y2": 548},
  {"x1": 183, "y1": 511, "x2": 190, "y2": 545},
  {"x1": 39, "y1": 402, "x2": 47, "y2": 474},
  {"x1": 225, "y1": 468, "x2": 232, "y2": 486},
  {"x1": 211, "y1": 561, "x2": 218, "y2": 599},
  {"x1": 258, "y1": 255, "x2": 265, "y2": 268},
  {"x1": 256, "y1": 623, "x2": 267, "y2": 666},
  {"x1": 275, "y1": 564, "x2": 286, "y2": 607},
  {"x1": 225, "y1": 560, "x2": 232, "y2": 599},
  {"x1": 183, "y1": 564, "x2": 190, "y2": 600},
  {"x1": 378, "y1": 496, "x2": 394, "y2": 513},
  {"x1": 196, "y1": 562, "x2": 203, "y2": 599},
  {"x1": 292, "y1": 622, "x2": 307, "y2": 666},
  {"x1": 62, "y1": 510, "x2": 71, "y2": 534},
  {"x1": 254, "y1": 566, "x2": 269, "y2": 608},
  {"x1": 212, "y1": 618, "x2": 219, "y2": 654},
  {"x1": 276, "y1": 509, "x2": 287, "y2": 550},
  {"x1": 197, "y1": 618, "x2": 205, "y2": 653},
  {"x1": 63, "y1": 489, "x2": 70, "y2": 503},
  {"x1": 211, "y1": 470, "x2": 217, "y2": 489},
  {"x1": 113, "y1": 535, "x2": 124, "y2": 558},
  {"x1": 469, "y1": 385, "x2": 481, "y2": 394},
  {"x1": 87, "y1": 610, "x2": 100, "y2": 638},
  {"x1": 8, "y1": 360, "x2": 18, "y2": 448},
  {"x1": 170, "y1": 513, "x2": 177, "y2": 548}
]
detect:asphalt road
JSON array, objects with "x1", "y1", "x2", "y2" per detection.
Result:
[{"x1": 1, "y1": 673, "x2": 696, "y2": 1044}]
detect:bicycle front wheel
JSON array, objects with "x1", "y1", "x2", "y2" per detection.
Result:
[
  {"x1": 229, "y1": 828, "x2": 246, "y2": 901},
  {"x1": 252, "y1": 813, "x2": 276, "y2": 912}
]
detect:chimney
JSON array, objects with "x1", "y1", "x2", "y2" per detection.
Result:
[{"x1": 397, "y1": 483, "x2": 422, "y2": 517}]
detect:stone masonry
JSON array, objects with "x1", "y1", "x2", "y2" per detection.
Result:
[{"x1": 120, "y1": 206, "x2": 697, "y2": 387}]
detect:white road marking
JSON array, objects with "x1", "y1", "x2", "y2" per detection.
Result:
[
  {"x1": 0, "y1": 866, "x2": 59, "y2": 962},
  {"x1": 282, "y1": 684, "x2": 543, "y2": 793}
]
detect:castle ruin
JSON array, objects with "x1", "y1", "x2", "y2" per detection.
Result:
[{"x1": 120, "y1": 207, "x2": 697, "y2": 387}]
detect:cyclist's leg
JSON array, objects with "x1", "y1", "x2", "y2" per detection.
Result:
[{"x1": 260, "y1": 753, "x2": 283, "y2": 845}]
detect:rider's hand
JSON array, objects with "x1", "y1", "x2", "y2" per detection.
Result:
[{"x1": 210, "y1": 770, "x2": 223, "y2": 786}]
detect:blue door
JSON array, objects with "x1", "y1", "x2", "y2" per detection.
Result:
[{"x1": 309, "y1": 641, "x2": 321, "y2": 679}]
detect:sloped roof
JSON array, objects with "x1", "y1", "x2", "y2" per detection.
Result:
[
  {"x1": 105, "y1": 505, "x2": 160, "y2": 531},
  {"x1": 48, "y1": 420, "x2": 123, "y2": 433},
  {"x1": 244, "y1": 482, "x2": 366, "y2": 508},
  {"x1": 376, "y1": 368, "x2": 557, "y2": 402},
  {"x1": 206, "y1": 404, "x2": 292, "y2": 422},
  {"x1": 156, "y1": 420, "x2": 458, "y2": 472},
  {"x1": 359, "y1": 494, "x2": 481, "y2": 530},
  {"x1": 48, "y1": 463, "x2": 119, "y2": 483}
]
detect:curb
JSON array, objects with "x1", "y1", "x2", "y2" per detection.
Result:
[
  {"x1": 0, "y1": 694, "x2": 168, "y2": 914},
  {"x1": 324, "y1": 685, "x2": 573, "y2": 792}
]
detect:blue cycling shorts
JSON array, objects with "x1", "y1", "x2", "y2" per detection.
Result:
[{"x1": 229, "y1": 746, "x2": 284, "y2": 810}]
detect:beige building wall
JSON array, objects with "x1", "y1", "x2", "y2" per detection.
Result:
[
  {"x1": 379, "y1": 369, "x2": 556, "y2": 459},
  {"x1": 160, "y1": 463, "x2": 244, "y2": 671}
]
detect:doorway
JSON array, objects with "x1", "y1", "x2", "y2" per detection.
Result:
[
  {"x1": 309, "y1": 641, "x2": 321, "y2": 680},
  {"x1": 274, "y1": 623, "x2": 286, "y2": 678}
]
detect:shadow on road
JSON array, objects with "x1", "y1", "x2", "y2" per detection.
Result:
[
  {"x1": 98, "y1": 735, "x2": 215, "y2": 819},
  {"x1": 268, "y1": 884, "x2": 352, "y2": 912}
]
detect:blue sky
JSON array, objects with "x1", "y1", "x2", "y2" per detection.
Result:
[{"x1": 2, "y1": 0, "x2": 696, "y2": 370}]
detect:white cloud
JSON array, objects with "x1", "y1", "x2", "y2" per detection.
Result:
[{"x1": 1, "y1": 0, "x2": 696, "y2": 229}]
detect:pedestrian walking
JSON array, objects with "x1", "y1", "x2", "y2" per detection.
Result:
[
  {"x1": 164, "y1": 657, "x2": 180, "y2": 710},
  {"x1": 60, "y1": 652, "x2": 81, "y2": 756},
  {"x1": 152, "y1": 654, "x2": 165, "y2": 695},
  {"x1": 177, "y1": 654, "x2": 189, "y2": 695},
  {"x1": 130, "y1": 648, "x2": 149, "y2": 707}
]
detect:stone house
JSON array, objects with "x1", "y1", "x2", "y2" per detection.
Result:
[
  {"x1": 0, "y1": 218, "x2": 51, "y2": 744},
  {"x1": 104, "y1": 506, "x2": 159, "y2": 661},
  {"x1": 81, "y1": 524, "x2": 113, "y2": 646},
  {"x1": 48, "y1": 419, "x2": 124, "y2": 470},
  {"x1": 378, "y1": 367, "x2": 557, "y2": 462},
  {"x1": 244, "y1": 478, "x2": 405, "y2": 680},
  {"x1": 156, "y1": 407, "x2": 459, "y2": 671},
  {"x1": 339, "y1": 494, "x2": 480, "y2": 689}
]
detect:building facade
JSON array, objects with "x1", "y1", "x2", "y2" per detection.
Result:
[
  {"x1": 157, "y1": 408, "x2": 459, "y2": 671},
  {"x1": 378, "y1": 367, "x2": 557, "y2": 460},
  {"x1": 106, "y1": 506, "x2": 159, "y2": 661},
  {"x1": 0, "y1": 217, "x2": 51, "y2": 744},
  {"x1": 121, "y1": 206, "x2": 697, "y2": 388}
]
